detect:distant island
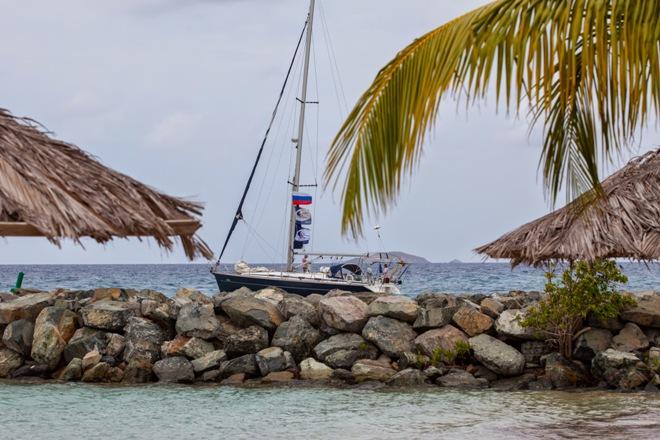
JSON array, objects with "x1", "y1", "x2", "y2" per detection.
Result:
[{"x1": 381, "y1": 251, "x2": 430, "y2": 264}]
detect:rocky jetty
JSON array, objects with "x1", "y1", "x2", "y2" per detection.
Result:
[{"x1": 0, "y1": 287, "x2": 658, "y2": 391}]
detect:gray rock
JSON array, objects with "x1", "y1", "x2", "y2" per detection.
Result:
[
  {"x1": 436, "y1": 369, "x2": 488, "y2": 388},
  {"x1": 592, "y1": 349, "x2": 651, "y2": 390},
  {"x1": 423, "y1": 366, "x2": 447, "y2": 381},
  {"x1": 82, "y1": 349, "x2": 102, "y2": 371},
  {"x1": 271, "y1": 315, "x2": 321, "y2": 362},
  {"x1": 299, "y1": 357, "x2": 333, "y2": 380},
  {"x1": 254, "y1": 288, "x2": 286, "y2": 307},
  {"x1": 472, "y1": 365, "x2": 498, "y2": 382},
  {"x1": 262, "y1": 371, "x2": 295, "y2": 383},
  {"x1": 480, "y1": 298, "x2": 505, "y2": 319},
  {"x1": 416, "y1": 293, "x2": 458, "y2": 309},
  {"x1": 0, "y1": 348, "x2": 23, "y2": 377},
  {"x1": 414, "y1": 325, "x2": 468, "y2": 357},
  {"x1": 224, "y1": 326, "x2": 269, "y2": 358},
  {"x1": 325, "y1": 289, "x2": 385, "y2": 305},
  {"x1": 153, "y1": 356, "x2": 195, "y2": 383},
  {"x1": 319, "y1": 296, "x2": 369, "y2": 333},
  {"x1": 544, "y1": 353, "x2": 589, "y2": 388},
  {"x1": 588, "y1": 314, "x2": 624, "y2": 330},
  {"x1": 200, "y1": 369, "x2": 222, "y2": 382},
  {"x1": 490, "y1": 373, "x2": 536, "y2": 391},
  {"x1": 469, "y1": 334, "x2": 525, "y2": 376},
  {"x1": 64, "y1": 328, "x2": 109, "y2": 363},
  {"x1": 176, "y1": 303, "x2": 220, "y2": 339},
  {"x1": 221, "y1": 295, "x2": 284, "y2": 330},
  {"x1": 413, "y1": 307, "x2": 457, "y2": 331},
  {"x1": 611, "y1": 322, "x2": 649, "y2": 352},
  {"x1": 452, "y1": 306, "x2": 493, "y2": 337},
  {"x1": 398, "y1": 351, "x2": 431, "y2": 370},
  {"x1": 220, "y1": 354, "x2": 258, "y2": 377},
  {"x1": 313, "y1": 333, "x2": 379, "y2": 369},
  {"x1": 2, "y1": 319, "x2": 34, "y2": 355},
  {"x1": 105, "y1": 333, "x2": 126, "y2": 359},
  {"x1": 521, "y1": 340, "x2": 553, "y2": 365},
  {"x1": 351, "y1": 359, "x2": 396, "y2": 382},
  {"x1": 161, "y1": 335, "x2": 215, "y2": 359},
  {"x1": 362, "y1": 316, "x2": 416, "y2": 358},
  {"x1": 191, "y1": 350, "x2": 227, "y2": 373},
  {"x1": 573, "y1": 328, "x2": 613, "y2": 362},
  {"x1": 620, "y1": 292, "x2": 660, "y2": 328},
  {"x1": 278, "y1": 297, "x2": 320, "y2": 326},
  {"x1": 495, "y1": 309, "x2": 538, "y2": 340},
  {"x1": 141, "y1": 298, "x2": 178, "y2": 326},
  {"x1": 174, "y1": 288, "x2": 213, "y2": 306},
  {"x1": 122, "y1": 359, "x2": 154, "y2": 383},
  {"x1": 255, "y1": 347, "x2": 295, "y2": 376},
  {"x1": 124, "y1": 317, "x2": 167, "y2": 363},
  {"x1": 31, "y1": 307, "x2": 78, "y2": 369},
  {"x1": 81, "y1": 300, "x2": 140, "y2": 331},
  {"x1": 368, "y1": 296, "x2": 419, "y2": 323},
  {"x1": 58, "y1": 358, "x2": 82, "y2": 381},
  {"x1": 386, "y1": 368, "x2": 427, "y2": 386},
  {"x1": 0, "y1": 292, "x2": 54, "y2": 324},
  {"x1": 592, "y1": 348, "x2": 640, "y2": 375}
]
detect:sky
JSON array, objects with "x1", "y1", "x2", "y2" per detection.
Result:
[{"x1": 0, "y1": 0, "x2": 657, "y2": 264}]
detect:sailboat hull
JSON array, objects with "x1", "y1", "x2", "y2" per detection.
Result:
[{"x1": 213, "y1": 271, "x2": 378, "y2": 296}]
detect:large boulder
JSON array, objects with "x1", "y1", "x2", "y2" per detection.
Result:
[
  {"x1": 278, "y1": 297, "x2": 320, "y2": 326},
  {"x1": 544, "y1": 353, "x2": 589, "y2": 388},
  {"x1": 224, "y1": 326, "x2": 269, "y2": 358},
  {"x1": 220, "y1": 354, "x2": 259, "y2": 377},
  {"x1": 469, "y1": 333, "x2": 525, "y2": 376},
  {"x1": 386, "y1": 368, "x2": 427, "y2": 386},
  {"x1": 351, "y1": 359, "x2": 396, "y2": 383},
  {"x1": 416, "y1": 293, "x2": 458, "y2": 309},
  {"x1": 319, "y1": 296, "x2": 369, "y2": 333},
  {"x1": 362, "y1": 316, "x2": 416, "y2": 358},
  {"x1": 480, "y1": 298, "x2": 505, "y2": 319},
  {"x1": 2, "y1": 319, "x2": 34, "y2": 355},
  {"x1": 58, "y1": 358, "x2": 83, "y2": 381},
  {"x1": 452, "y1": 306, "x2": 493, "y2": 337},
  {"x1": 153, "y1": 356, "x2": 194, "y2": 382},
  {"x1": 325, "y1": 289, "x2": 385, "y2": 305},
  {"x1": 161, "y1": 336, "x2": 215, "y2": 359},
  {"x1": 368, "y1": 296, "x2": 419, "y2": 323},
  {"x1": 81, "y1": 300, "x2": 140, "y2": 331},
  {"x1": 255, "y1": 347, "x2": 296, "y2": 376},
  {"x1": 573, "y1": 328, "x2": 613, "y2": 363},
  {"x1": 436, "y1": 369, "x2": 488, "y2": 389},
  {"x1": 0, "y1": 292, "x2": 54, "y2": 324},
  {"x1": 176, "y1": 303, "x2": 220, "y2": 339},
  {"x1": 105, "y1": 333, "x2": 126, "y2": 359},
  {"x1": 254, "y1": 288, "x2": 286, "y2": 307},
  {"x1": 414, "y1": 325, "x2": 468, "y2": 357},
  {"x1": 31, "y1": 307, "x2": 78, "y2": 369},
  {"x1": 122, "y1": 359, "x2": 154, "y2": 383},
  {"x1": 611, "y1": 322, "x2": 649, "y2": 352},
  {"x1": 191, "y1": 350, "x2": 227, "y2": 374},
  {"x1": 495, "y1": 309, "x2": 538, "y2": 340},
  {"x1": 64, "y1": 328, "x2": 109, "y2": 363},
  {"x1": 313, "y1": 333, "x2": 378, "y2": 369},
  {"x1": 0, "y1": 348, "x2": 23, "y2": 377},
  {"x1": 592, "y1": 349, "x2": 650, "y2": 389},
  {"x1": 299, "y1": 358, "x2": 333, "y2": 380},
  {"x1": 271, "y1": 315, "x2": 321, "y2": 362},
  {"x1": 141, "y1": 299, "x2": 178, "y2": 327},
  {"x1": 123, "y1": 317, "x2": 167, "y2": 363},
  {"x1": 620, "y1": 292, "x2": 660, "y2": 328},
  {"x1": 174, "y1": 288, "x2": 213, "y2": 306},
  {"x1": 82, "y1": 349, "x2": 102, "y2": 371},
  {"x1": 221, "y1": 296, "x2": 283, "y2": 330},
  {"x1": 413, "y1": 307, "x2": 458, "y2": 331},
  {"x1": 81, "y1": 361, "x2": 112, "y2": 383},
  {"x1": 592, "y1": 348, "x2": 640, "y2": 374}
]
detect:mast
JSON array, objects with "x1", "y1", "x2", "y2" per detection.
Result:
[{"x1": 287, "y1": 0, "x2": 315, "y2": 272}]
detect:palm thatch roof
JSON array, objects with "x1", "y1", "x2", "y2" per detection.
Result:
[
  {"x1": 0, "y1": 108, "x2": 212, "y2": 260},
  {"x1": 476, "y1": 148, "x2": 660, "y2": 266}
]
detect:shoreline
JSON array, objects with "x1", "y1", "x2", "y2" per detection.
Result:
[{"x1": 1, "y1": 287, "x2": 658, "y2": 392}]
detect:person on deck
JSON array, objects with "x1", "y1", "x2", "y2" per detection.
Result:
[
  {"x1": 302, "y1": 255, "x2": 310, "y2": 273},
  {"x1": 382, "y1": 264, "x2": 390, "y2": 283}
]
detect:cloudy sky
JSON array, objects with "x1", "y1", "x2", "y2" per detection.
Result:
[{"x1": 0, "y1": 0, "x2": 657, "y2": 264}]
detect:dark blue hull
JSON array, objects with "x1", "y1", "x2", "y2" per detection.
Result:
[{"x1": 213, "y1": 271, "x2": 369, "y2": 296}]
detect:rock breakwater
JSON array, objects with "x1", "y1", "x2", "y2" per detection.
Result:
[{"x1": 0, "y1": 287, "x2": 658, "y2": 391}]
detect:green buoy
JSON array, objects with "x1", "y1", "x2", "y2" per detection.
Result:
[{"x1": 11, "y1": 271, "x2": 24, "y2": 293}]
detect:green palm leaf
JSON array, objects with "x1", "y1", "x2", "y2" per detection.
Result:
[{"x1": 325, "y1": 0, "x2": 660, "y2": 237}]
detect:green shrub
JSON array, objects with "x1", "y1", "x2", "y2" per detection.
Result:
[
  {"x1": 430, "y1": 341, "x2": 471, "y2": 366},
  {"x1": 520, "y1": 259, "x2": 635, "y2": 358}
]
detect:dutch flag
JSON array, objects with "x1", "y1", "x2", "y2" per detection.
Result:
[{"x1": 292, "y1": 192, "x2": 313, "y2": 205}]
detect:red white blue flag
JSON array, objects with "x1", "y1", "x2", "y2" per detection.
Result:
[{"x1": 292, "y1": 192, "x2": 312, "y2": 205}]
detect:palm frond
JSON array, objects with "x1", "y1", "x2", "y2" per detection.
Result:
[{"x1": 324, "y1": 0, "x2": 660, "y2": 237}]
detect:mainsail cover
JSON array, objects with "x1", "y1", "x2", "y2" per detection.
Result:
[{"x1": 294, "y1": 205, "x2": 311, "y2": 249}]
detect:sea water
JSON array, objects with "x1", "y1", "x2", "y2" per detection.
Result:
[{"x1": 0, "y1": 262, "x2": 658, "y2": 296}]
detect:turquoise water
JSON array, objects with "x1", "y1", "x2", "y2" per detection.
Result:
[
  {"x1": 1, "y1": 262, "x2": 658, "y2": 296},
  {"x1": 0, "y1": 382, "x2": 659, "y2": 439}
]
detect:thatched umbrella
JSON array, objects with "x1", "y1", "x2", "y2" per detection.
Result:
[
  {"x1": 0, "y1": 108, "x2": 212, "y2": 260},
  {"x1": 476, "y1": 148, "x2": 660, "y2": 266}
]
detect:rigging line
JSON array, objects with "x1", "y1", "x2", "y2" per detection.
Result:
[
  {"x1": 242, "y1": 219, "x2": 280, "y2": 261},
  {"x1": 319, "y1": 2, "x2": 349, "y2": 114},
  {"x1": 216, "y1": 18, "x2": 308, "y2": 264}
]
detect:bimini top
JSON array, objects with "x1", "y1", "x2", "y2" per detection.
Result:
[
  {"x1": 0, "y1": 108, "x2": 212, "y2": 260},
  {"x1": 476, "y1": 148, "x2": 660, "y2": 266}
]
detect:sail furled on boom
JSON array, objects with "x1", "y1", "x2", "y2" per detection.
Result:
[{"x1": 215, "y1": 20, "x2": 308, "y2": 264}]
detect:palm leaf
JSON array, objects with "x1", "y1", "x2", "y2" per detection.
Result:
[{"x1": 324, "y1": 0, "x2": 660, "y2": 237}]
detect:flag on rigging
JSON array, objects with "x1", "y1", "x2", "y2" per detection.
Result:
[{"x1": 292, "y1": 192, "x2": 312, "y2": 205}]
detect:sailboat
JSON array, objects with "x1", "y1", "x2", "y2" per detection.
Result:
[{"x1": 211, "y1": 0, "x2": 408, "y2": 296}]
